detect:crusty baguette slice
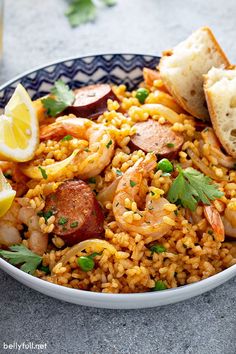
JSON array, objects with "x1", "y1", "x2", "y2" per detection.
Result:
[
  {"x1": 159, "y1": 27, "x2": 230, "y2": 120},
  {"x1": 204, "y1": 66, "x2": 236, "y2": 157}
]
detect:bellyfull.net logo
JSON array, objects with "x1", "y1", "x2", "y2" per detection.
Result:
[{"x1": 2, "y1": 342, "x2": 47, "y2": 351}]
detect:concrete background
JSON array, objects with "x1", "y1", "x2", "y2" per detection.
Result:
[{"x1": 0, "y1": 0, "x2": 236, "y2": 353}]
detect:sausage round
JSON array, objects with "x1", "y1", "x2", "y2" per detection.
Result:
[
  {"x1": 44, "y1": 180, "x2": 104, "y2": 245},
  {"x1": 66, "y1": 84, "x2": 118, "y2": 119},
  {"x1": 130, "y1": 119, "x2": 184, "y2": 159}
]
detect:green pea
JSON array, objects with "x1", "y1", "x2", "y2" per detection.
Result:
[
  {"x1": 153, "y1": 280, "x2": 167, "y2": 291},
  {"x1": 157, "y1": 158, "x2": 173, "y2": 173},
  {"x1": 77, "y1": 256, "x2": 95, "y2": 272},
  {"x1": 135, "y1": 88, "x2": 149, "y2": 104}
]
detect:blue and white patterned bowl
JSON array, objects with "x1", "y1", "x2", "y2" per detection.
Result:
[
  {"x1": 0, "y1": 54, "x2": 235, "y2": 309},
  {"x1": 0, "y1": 54, "x2": 159, "y2": 109}
]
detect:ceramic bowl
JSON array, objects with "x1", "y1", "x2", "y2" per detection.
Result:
[{"x1": 0, "y1": 54, "x2": 235, "y2": 309}]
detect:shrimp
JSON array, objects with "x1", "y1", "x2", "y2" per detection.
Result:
[
  {"x1": 222, "y1": 202, "x2": 236, "y2": 239},
  {"x1": 203, "y1": 205, "x2": 225, "y2": 242},
  {"x1": 18, "y1": 206, "x2": 48, "y2": 256},
  {"x1": 113, "y1": 153, "x2": 176, "y2": 241},
  {"x1": 40, "y1": 117, "x2": 115, "y2": 179},
  {"x1": 0, "y1": 199, "x2": 48, "y2": 255},
  {"x1": 0, "y1": 202, "x2": 22, "y2": 246},
  {"x1": 201, "y1": 128, "x2": 236, "y2": 169}
]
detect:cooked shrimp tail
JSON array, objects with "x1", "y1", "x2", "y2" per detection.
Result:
[{"x1": 203, "y1": 205, "x2": 225, "y2": 242}]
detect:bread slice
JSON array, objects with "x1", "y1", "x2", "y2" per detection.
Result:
[
  {"x1": 204, "y1": 66, "x2": 236, "y2": 157},
  {"x1": 159, "y1": 27, "x2": 230, "y2": 120}
]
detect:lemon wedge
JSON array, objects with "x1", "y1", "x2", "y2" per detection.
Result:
[
  {"x1": 0, "y1": 84, "x2": 39, "y2": 162},
  {"x1": 0, "y1": 170, "x2": 16, "y2": 217}
]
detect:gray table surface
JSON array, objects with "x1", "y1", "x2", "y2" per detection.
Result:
[{"x1": 0, "y1": 1, "x2": 236, "y2": 353}]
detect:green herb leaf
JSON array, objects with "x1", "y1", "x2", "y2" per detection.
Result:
[
  {"x1": 37, "y1": 210, "x2": 53, "y2": 223},
  {"x1": 150, "y1": 244, "x2": 166, "y2": 254},
  {"x1": 70, "y1": 221, "x2": 79, "y2": 228},
  {"x1": 41, "y1": 80, "x2": 74, "y2": 117},
  {"x1": 38, "y1": 166, "x2": 48, "y2": 180},
  {"x1": 65, "y1": 0, "x2": 96, "y2": 28},
  {"x1": 130, "y1": 180, "x2": 136, "y2": 187},
  {"x1": 166, "y1": 143, "x2": 175, "y2": 148},
  {"x1": 0, "y1": 244, "x2": 42, "y2": 275},
  {"x1": 184, "y1": 167, "x2": 224, "y2": 204},
  {"x1": 58, "y1": 217, "x2": 68, "y2": 225},
  {"x1": 61, "y1": 135, "x2": 73, "y2": 141},
  {"x1": 106, "y1": 140, "x2": 112, "y2": 149},
  {"x1": 42, "y1": 97, "x2": 67, "y2": 117},
  {"x1": 167, "y1": 166, "x2": 224, "y2": 211}
]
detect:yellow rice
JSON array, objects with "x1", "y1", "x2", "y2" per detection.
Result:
[{"x1": 1, "y1": 73, "x2": 236, "y2": 294}]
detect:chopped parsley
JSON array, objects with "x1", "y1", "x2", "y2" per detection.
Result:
[
  {"x1": 166, "y1": 143, "x2": 175, "y2": 148},
  {"x1": 61, "y1": 134, "x2": 73, "y2": 141},
  {"x1": 150, "y1": 244, "x2": 166, "y2": 255},
  {"x1": 58, "y1": 217, "x2": 68, "y2": 225},
  {"x1": 130, "y1": 180, "x2": 136, "y2": 187},
  {"x1": 38, "y1": 166, "x2": 48, "y2": 180},
  {"x1": 37, "y1": 210, "x2": 53, "y2": 223},
  {"x1": 106, "y1": 140, "x2": 112, "y2": 149},
  {"x1": 70, "y1": 221, "x2": 79, "y2": 228}
]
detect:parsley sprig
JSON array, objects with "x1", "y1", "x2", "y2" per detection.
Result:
[
  {"x1": 42, "y1": 80, "x2": 75, "y2": 117},
  {"x1": 0, "y1": 244, "x2": 42, "y2": 275},
  {"x1": 167, "y1": 166, "x2": 224, "y2": 211},
  {"x1": 65, "y1": 0, "x2": 117, "y2": 28}
]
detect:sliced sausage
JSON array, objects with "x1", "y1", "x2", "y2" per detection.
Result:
[
  {"x1": 130, "y1": 119, "x2": 184, "y2": 159},
  {"x1": 65, "y1": 84, "x2": 118, "y2": 119},
  {"x1": 44, "y1": 180, "x2": 104, "y2": 245}
]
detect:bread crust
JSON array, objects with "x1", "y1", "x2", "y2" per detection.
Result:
[
  {"x1": 159, "y1": 27, "x2": 230, "y2": 120},
  {"x1": 204, "y1": 76, "x2": 236, "y2": 158},
  {"x1": 203, "y1": 27, "x2": 230, "y2": 67}
]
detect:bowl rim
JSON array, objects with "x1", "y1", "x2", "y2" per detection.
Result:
[
  {"x1": 1, "y1": 256, "x2": 235, "y2": 300},
  {"x1": 0, "y1": 53, "x2": 235, "y2": 301},
  {"x1": 0, "y1": 52, "x2": 160, "y2": 92}
]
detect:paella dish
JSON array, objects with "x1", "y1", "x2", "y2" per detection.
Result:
[{"x1": 0, "y1": 27, "x2": 236, "y2": 294}]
